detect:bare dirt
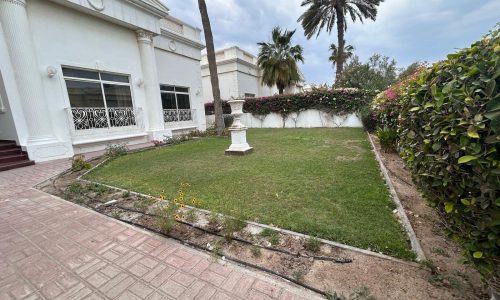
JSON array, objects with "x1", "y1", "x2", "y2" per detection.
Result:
[{"x1": 39, "y1": 145, "x2": 488, "y2": 299}]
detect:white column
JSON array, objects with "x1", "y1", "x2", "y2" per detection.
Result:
[
  {"x1": 136, "y1": 30, "x2": 165, "y2": 135},
  {"x1": 0, "y1": 0, "x2": 56, "y2": 143}
]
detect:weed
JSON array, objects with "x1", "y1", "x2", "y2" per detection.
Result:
[
  {"x1": 122, "y1": 190, "x2": 131, "y2": 198},
  {"x1": 211, "y1": 238, "x2": 224, "y2": 259},
  {"x1": 155, "y1": 204, "x2": 181, "y2": 234},
  {"x1": 65, "y1": 182, "x2": 83, "y2": 199},
  {"x1": 71, "y1": 155, "x2": 91, "y2": 172},
  {"x1": 185, "y1": 209, "x2": 198, "y2": 223},
  {"x1": 208, "y1": 211, "x2": 221, "y2": 227},
  {"x1": 428, "y1": 274, "x2": 444, "y2": 285},
  {"x1": 326, "y1": 292, "x2": 346, "y2": 300},
  {"x1": 431, "y1": 247, "x2": 449, "y2": 257},
  {"x1": 304, "y1": 236, "x2": 321, "y2": 252},
  {"x1": 111, "y1": 211, "x2": 121, "y2": 219},
  {"x1": 292, "y1": 270, "x2": 305, "y2": 282},
  {"x1": 448, "y1": 275, "x2": 463, "y2": 291},
  {"x1": 223, "y1": 217, "x2": 246, "y2": 240},
  {"x1": 418, "y1": 259, "x2": 436, "y2": 272},
  {"x1": 350, "y1": 286, "x2": 376, "y2": 300},
  {"x1": 86, "y1": 183, "x2": 109, "y2": 196},
  {"x1": 376, "y1": 127, "x2": 398, "y2": 152},
  {"x1": 134, "y1": 196, "x2": 154, "y2": 212},
  {"x1": 250, "y1": 245, "x2": 261, "y2": 258},
  {"x1": 260, "y1": 228, "x2": 280, "y2": 246}
]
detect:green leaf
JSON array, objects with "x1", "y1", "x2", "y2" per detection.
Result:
[
  {"x1": 409, "y1": 107, "x2": 420, "y2": 112},
  {"x1": 458, "y1": 156, "x2": 477, "y2": 164},
  {"x1": 467, "y1": 127, "x2": 480, "y2": 139},
  {"x1": 431, "y1": 84, "x2": 437, "y2": 96},
  {"x1": 461, "y1": 198, "x2": 471, "y2": 206},
  {"x1": 444, "y1": 202, "x2": 454, "y2": 213},
  {"x1": 473, "y1": 251, "x2": 483, "y2": 259},
  {"x1": 486, "y1": 80, "x2": 496, "y2": 97}
]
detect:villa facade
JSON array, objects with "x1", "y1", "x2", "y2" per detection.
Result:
[
  {"x1": 0, "y1": 0, "x2": 206, "y2": 163},
  {"x1": 201, "y1": 46, "x2": 305, "y2": 102}
]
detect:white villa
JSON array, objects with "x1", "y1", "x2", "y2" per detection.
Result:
[
  {"x1": 201, "y1": 46, "x2": 305, "y2": 102},
  {"x1": 0, "y1": 0, "x2": 206, "y2": 166}
]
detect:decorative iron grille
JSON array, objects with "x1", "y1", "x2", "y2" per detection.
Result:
[
  {"x1": 68, "y1": 107, "x2": 138, "y2": 131},
  {"x1": 163, "y1": 109, "x2": 194, "y2": 123}
]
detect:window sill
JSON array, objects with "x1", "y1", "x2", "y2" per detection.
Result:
[{"x1": 72, "y1": 132, "x2": 147, "y2": 145}]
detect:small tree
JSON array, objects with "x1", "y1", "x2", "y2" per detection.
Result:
[
  {"x1": 336, "y1": 54, "x2": 398, "y2": 91},
  {"x1": 257, "y1": 27, "x2": 304, "y2": 95}
]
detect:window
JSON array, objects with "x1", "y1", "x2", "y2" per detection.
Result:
[
  {"x1": 160, "y1": 85, "x2": 192, "y2": 122},
  {"x1": 244, "y1": 93, "x2": 255, "y2": 98},
  {"x1": 63, "y1": 67, "x2": 135, "y2": 130}
]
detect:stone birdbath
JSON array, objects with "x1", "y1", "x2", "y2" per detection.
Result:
[{"x1": 225, "y1": 99, "x2": 253, "y2": 155}]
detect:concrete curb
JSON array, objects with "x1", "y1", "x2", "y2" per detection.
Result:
[{"x1": 367, "y1": 133, "x2": 426, "y2": 262}]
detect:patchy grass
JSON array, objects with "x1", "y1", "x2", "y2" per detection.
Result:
[{"x1": 86, "y1": 128, "x2": 414, "y2": 259}]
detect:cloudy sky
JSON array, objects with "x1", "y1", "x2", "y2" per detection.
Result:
[{"x1": 163, "y1": 0, "x2": 499, "y2": 85}]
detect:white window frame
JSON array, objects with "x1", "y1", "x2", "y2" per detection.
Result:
[{"x1": 159, "y1": 84, "x2": 191, "y2": 111}]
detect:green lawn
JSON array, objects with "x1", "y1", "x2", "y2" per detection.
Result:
[{"x1": 86, "y1": 128, "x2": 414, "y2": 259}]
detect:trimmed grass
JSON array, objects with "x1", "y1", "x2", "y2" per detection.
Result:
[{"x1": 86, "y1": 128, "x2": 414, "y2": 259}]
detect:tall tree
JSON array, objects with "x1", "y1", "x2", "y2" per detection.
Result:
[
  {"x1": 329, "y1": 42, "x2": 354, "y2": 69},
  {"x1": 198, "y1": 0, "x2": 224, "y2": 135},
  {"x1": 257, "y1": 27, "x2": 304, "y2": 95},
  {"x1": 336, "y1": 54, "x2": 398, "y2": 91},
  {"x1": 298, "y1": 0, "x2": 383, "y2": 83}
]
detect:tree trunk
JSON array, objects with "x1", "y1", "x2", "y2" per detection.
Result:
[
  {"x1": 335, "y1": 6, "x2": 345, "y2": 85},
  {"x1": 198, "y1": 0, "x2": 224, "y2": 136},
  {"x1": 278, "y1": 84, "x2": 284, "y2": 95}
]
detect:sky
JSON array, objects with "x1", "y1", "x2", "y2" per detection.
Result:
[{"x1": 163, "y1": 0, "x2": 499, "y2": 85}]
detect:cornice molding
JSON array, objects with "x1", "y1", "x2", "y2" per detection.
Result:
[
  {"x1": 160, "y1": 29, "x2": 205, "y2": 50},
  {"x1": 0, "y1": 0, "x2": 26, "y2": 7},
  {"x1": 201, "y1": 57, "x2": 258, "y2": 70}
]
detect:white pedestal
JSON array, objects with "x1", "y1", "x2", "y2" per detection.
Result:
[
  {"x1": 225, "y1": 99, "x2": 253, "y2": 155},
  {"x1": 225, "y1": 128, "x2": 253, "y2": 155}
]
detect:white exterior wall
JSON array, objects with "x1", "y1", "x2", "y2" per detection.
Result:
[
  {"x1": 206, "y1": 111, "x2": 362, "y2": 128},
  {"x1": 0, "y1": 0, "x2": 206, "y2": 161},
  {"x1": 154, "y1": 34, "x2": 206, "y2": 131},
  {"x1": 28, "y1": 0, "x2": 149, "y2": 155}
]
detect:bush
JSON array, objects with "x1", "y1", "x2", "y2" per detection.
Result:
[
  {"x1": 376, "y1": 127, "x2": 398, "y2": 152},
  {"x1": 71, "y1": 154, "x2": 91, "y2": 171},
  {"x1": 398, "y1": 28, "x2": 499, "y2": 287},
  {"x1": 104, "y1": 143, "x2": 128, "y2": 159},
  {"x1": 204, "y1": 89, "x2": 375, "y2": 117},
  {"x1": 359, "y1": 106, "x2": 377, "y2": 133},
  {"x1": 223, "y1": 115, "x2": 234, "y2": 127}
]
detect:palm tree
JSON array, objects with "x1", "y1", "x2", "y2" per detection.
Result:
[
  {"x1": 298, "y1": 0, "x2": 383, "y2": 82},
  {"x1": 198, "y1": 0, "x2": 224, "y2": 136},
  {"x1": 329, "y1": 42, "x2": 354, "y2": 69},
  {"x1": 257, "y1": 27, "x2": 304, "y2": 95}
]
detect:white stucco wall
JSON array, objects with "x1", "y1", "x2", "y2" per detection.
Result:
[
  {"x1": 154, "y1": 39, "x2": 206, "y2": 131},
  {"x1": 206, "y1": 110, "x2": 362, "y2": 128},
  {"x1": 26, "y1": 0, "x2": 151, "y2": 154}
]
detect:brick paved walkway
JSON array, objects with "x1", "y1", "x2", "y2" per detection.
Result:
[{"x1": 0, "y1": 162, "x2": 321, "y2": 299}]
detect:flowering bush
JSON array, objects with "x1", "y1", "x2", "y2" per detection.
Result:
[
  {"x1": 399, "y1": 28, "x2": 499, "y2": 288},
  {"x1": 372, "y1": 69, "x2": 424, "y2": 130},
  {"x1": 204, "y1": 89, "x2": 375, "y2": 117}
]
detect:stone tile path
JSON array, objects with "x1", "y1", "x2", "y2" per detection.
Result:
[{"x1": 0, "y1": 160, "x2": 321, "y2": 299}]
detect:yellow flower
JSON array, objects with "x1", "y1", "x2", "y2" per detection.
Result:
[
  {"x1": 191, "y1": 198, "x2": 197, "y2": 204},
  {"x1": 173, "y1": 198, "x2": 179, "y2": 204},
  {"x1": 179, "y1": 203, "x2": 185, "y2": 209},
  {"x1": 174, "y1": 214, "x2": 181, "y2": 221}
]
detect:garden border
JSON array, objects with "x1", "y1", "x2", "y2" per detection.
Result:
[
  {"x1": 367, "y1": 133, "x2": 426, "y2": 261},
  {"x1": 68, "y1": 155, "x2": 422, "y2": 267}
]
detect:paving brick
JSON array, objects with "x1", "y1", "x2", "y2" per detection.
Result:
[
  {"x1": 177, "y1": 280, "x2": 206, "y2": 300},
  {"x1": 232, "y1": 275, "x2": 255, "y2": 298},
  {"x1": 129, "y1": 263, "x2": 149, "y2": 278},
  {"x1": 220, "y1": 271, "x2": 243, "y2": 292},
  {"x1": 199, "y1": 270, "x2": 225, "y2": 286},
  {"x1": 138, "y1": 257, "x2": 158, "y2": 269},
  {"x1": 171, "y1": 271, "x2": 196, "y2": 287},
  {"x1": 87, "y1": 272, "x2": 109, "y2": 288},
  {"x1": 160, "y1": 279, "x2": 186, "y2": 298},
  {"x1": 40, "y1": 281, "x2": 64, "y2": 298},
  {"x1": 248, "y1": 289, "x2": 274, "y2": 300},
  {"x1": 211, "y1": 291, "x2": 235, "y2": 300},
  {"x1": 128, "y1": 281, "x2": 153, "y2": 299},
  {"x1": 253, "y1": 280, "x2": 282, "y2": 298},
  {"x1": 148, "y1": 267, "x2": 176, "y2": 288}
]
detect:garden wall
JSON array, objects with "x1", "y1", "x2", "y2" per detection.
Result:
[{"x1": 206, "y1": 110, "x2": 362, "y2": 128}]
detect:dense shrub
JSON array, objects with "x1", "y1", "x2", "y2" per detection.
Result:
[
  {"x1": 398, "y1": 29, "x2": 499, "y2": 286},
  {"x1": 376, "y1": 128, "x2": 398, "y2": 152},
  {"x1": 204, "y1": 88, "x2": 375, "y2": 117},
  {"x1": 223, "y1": 115, "x2": 234, "y2": 127},
  {"x1": 359, "y1": 106, "x2": 377, "y2": 133}
]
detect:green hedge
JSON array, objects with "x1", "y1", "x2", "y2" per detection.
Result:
[
  {"x1": 398, "y1": 29, "x2": 499, "y2": 284},
  {"x1": 204, "y1": 88, "x2": 375, "y2": 117}
]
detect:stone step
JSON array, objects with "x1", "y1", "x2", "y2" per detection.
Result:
[
  {"x1": 0, "y1": 160, "x2": 35, "y2": 172},
  {"x1": 0, "y1": 154, "x2": 29, "y2": 164}
]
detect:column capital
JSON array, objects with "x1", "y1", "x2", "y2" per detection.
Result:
[
  {"x1": 0, "y1": 0, "x2": 26, "y2": 7},
  {"x1": 136, "y1": 30, "x2": 154, "y2": 44}
]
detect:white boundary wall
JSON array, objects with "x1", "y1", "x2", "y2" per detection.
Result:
[{"x1": 206, "y1": 109, "x2": 362, "y2": 128}]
